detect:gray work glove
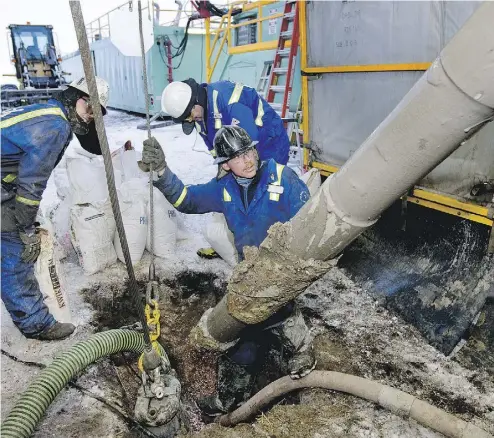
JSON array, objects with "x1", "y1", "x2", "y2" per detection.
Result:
[
  {"x1": 19, "y1": 229, "x2": 41, "y2": 264},
  {"x1": 138, "y1": 136, "x2": 167, "y2": 173}
]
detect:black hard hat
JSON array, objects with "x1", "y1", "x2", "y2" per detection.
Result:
[{"x1": 213, "y1": 125, "x2": 258, "y2": 164}]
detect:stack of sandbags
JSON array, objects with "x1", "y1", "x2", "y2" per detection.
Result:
[
  {"x1": 66, "y1": 145, "x2": 118, "y2": 275},
  {"x1": 145, "y1": 187, "x2": 178, "y2": 259},
  {"x1": 70, "y1": 201, "x2": 117, "y2": 275},
  {"x1": 51, "y1": 140, "x2": 181, "y2": 273},
  {"x1": 114, "y1": 179, "x2": 148, "y2": 265}
]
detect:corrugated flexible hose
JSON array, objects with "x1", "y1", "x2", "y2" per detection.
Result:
[
  {"x1": 0, "y1": 330, "x2": 162, "y2": 438},
  {"x1": 2, "y1": 335, "x2": 492, "y2": 438}
]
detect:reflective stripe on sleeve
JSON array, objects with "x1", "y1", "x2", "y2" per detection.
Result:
[
  {"x1": 15, "y1": 195, "x2": 41, "y2": 206},
  {"x1": 173, "y1": 187, "x2": 188, "y2": 208}
]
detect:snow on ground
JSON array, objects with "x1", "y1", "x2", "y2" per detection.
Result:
[
  {"x1": 1, "y1": 110, "x2": 234, "y2": 420},
  {"x1": 1, "y1": 110, "x2": 493, "y2": 438}
]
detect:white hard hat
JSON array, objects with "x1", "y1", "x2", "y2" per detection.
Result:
[
  {"x1": 68, "y1": 76, "x2": 110, "y2": 114},
  {"x1": 161, "y1": 81, "x2": 193, "y2": 119}
]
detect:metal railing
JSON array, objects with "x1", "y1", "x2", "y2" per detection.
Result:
[
  {"x1": 205, "y1": 0, "x2": 281, "y2": 81},
  {"x1": 84, "y1": 1, "x2": 206, "y2": 43}
]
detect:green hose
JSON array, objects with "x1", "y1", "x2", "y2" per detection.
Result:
[{"x1": 1, "y1": 329, "x2": 151, "y2": 438}]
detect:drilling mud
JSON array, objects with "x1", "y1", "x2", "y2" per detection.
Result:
[
  {"x1": 79, "y1": 263, "x2": 493, "y2": 438},
  {"x1": 82, "y1": 271, "x2": 226, "y2": 399},
  {"x1": 180, "y1": 266, "x2": 494, "y2": 437}
]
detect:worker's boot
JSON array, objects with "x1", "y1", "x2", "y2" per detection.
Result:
[
  {"x1": 34, "y1": 322, "x2": 76, "y2": 341},
  {"x1": 196, "y1": 247, "x2": 221, "y2": 259}
]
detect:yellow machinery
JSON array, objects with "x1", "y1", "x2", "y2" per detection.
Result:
[{"x1": 2, "y1": 24, "x2": 67, "y2": 108}]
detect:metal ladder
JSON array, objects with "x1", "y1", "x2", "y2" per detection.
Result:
[
  {"x1": 265, "y1": 0, "x2": 300, "y2": 118},
  {"x1": 284, "y1": 96, "x2": 304, "y2": 171},
  {"x1": 257, "y1": 61, "x2": 273, "y2": 98}
]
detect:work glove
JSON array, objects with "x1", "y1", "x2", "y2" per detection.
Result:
[
  {"x1": 19, "y1": 229, "x2": 41, "y2": 264},
  {"x1": 138, "y1": 136, "x2": 167, "y2": 173}
]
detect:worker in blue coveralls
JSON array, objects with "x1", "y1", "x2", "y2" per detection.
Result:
[
  {"x1": 161, "y1": 78, "x2": 291, "y2": 259},
  {"x1": 161, "y1": 78, "x2": 290, "y2": 166},
  {"x1": 139, "y1": 125, "x2": 316, "y2": 416},
  {"x1": 1, "y1": 76, "x2": 110, "y2": 341}
]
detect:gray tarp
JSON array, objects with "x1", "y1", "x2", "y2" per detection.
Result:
[{"x1": 306, "y1": 1, "x2": 493, "y2": 200}]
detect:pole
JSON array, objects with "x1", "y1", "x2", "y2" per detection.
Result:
[{"x1": 69, "y1": 0, "x2": 152, "y2": 348}]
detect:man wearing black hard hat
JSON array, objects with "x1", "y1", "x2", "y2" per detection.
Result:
[
  {"x1": 161, "y1": 78, "x2": 290, "y2": 165},
  {"x1": 140, "y1": 125, "x2": 315, "y2": 415},
  {"x1": 140, "y1": 125, "x2": 307, "y2": 260}
]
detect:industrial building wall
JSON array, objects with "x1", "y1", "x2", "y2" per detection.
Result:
[
  {"x1": 61, "y1": 2, "x2": 205, "y2": 116},
  {"x1": 61, "y1": 1, "x2": 302, "y2": 116},
  {"x1": 62, "y1": 39, "x2": 152, "y2": 114},
  {"x1": 209, "y1": 0, "x2": 301, "y2": 113},
  {"x1": 306, "y1": 1, "x2": 493, "y2": 202}
]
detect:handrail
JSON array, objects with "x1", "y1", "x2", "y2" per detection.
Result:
[
  {"x1": 207, "y1": 8, "x2": 232, "y2": 81},
  {"x1": 84, "y1": 1, "x2": 210, "y2": 43},
  {"x1": 206, "y1": 0, "x2": 285, "y2": 80}
]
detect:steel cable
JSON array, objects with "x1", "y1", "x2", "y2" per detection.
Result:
[
  {"x1": 69, "y1": 1, "x2": 151, "y2": 347},
  {"x1": 137, "y1": 0, "x2": 156, "y2": 283}
]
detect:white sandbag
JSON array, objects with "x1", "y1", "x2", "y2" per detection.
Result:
[
  {"x1": 111, "y1": 146, "x2": 125, "y2": 177},
  {"x1": 145, "y1": 188, "x2": 177, "y2": 258},
  {"x1": 205, "y1": 213, "x2": 238, "y2": 267},
  {"x1": 175, "y1": 213, "x2": 189, "y2": 241},
  {"x1": 45, "y1": 198, "x2": 73, "y2": 260},
  {"x1": 300, "y1": 168, "x2": 321, "y2": 197},
  {"x1": 70, "y1": 201, "x2": 117, "y2": 275},
  {"x1": 53, "y1": 157, "x2": 72, "y2": 201},
  {"x1": 114, "y1": 179, "x2": 148, "y2": 265},
  {"x1": 35, "y1": 229, "x2": 72, "y2": 323},
  {"x1": 122, "y1": 149, "x2": 144, "y2": 181},
  {"x1": 67, "y1": 155, "x2": 109, "y2": 205},
  {"x1": 112, "y1": 143, "x2": 146, "y2": 182}
]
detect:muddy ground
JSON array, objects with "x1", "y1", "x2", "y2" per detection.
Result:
[{"x1": 4, "y1": 266, "x2": 491, "y2": 438}]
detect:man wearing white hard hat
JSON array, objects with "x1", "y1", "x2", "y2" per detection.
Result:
[
  {"x1": 161, "y1": 78, "x2": 290, "y2": 165},
  {"x1": 1, "y1": 76, "x2": 109, "y2": 340}
]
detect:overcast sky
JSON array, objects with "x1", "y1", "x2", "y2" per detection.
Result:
[{"x1": 0, "y1": 0, "x2": 186, "y2": 84}]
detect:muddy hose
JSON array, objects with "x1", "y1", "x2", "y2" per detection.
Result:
[
  {"x1": 217, "y1": 371, "x2": 492, "y2": 438},
  {"x1": 0, "y1": 330, "x2": 163, "y2": 438}
]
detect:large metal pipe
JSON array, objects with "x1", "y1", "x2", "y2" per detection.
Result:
[{"x1": 193, "y1": 2, "x2": 494, "y2": 347}]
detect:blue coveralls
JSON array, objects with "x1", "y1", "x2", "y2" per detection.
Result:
[
  {"x1": 1, "y1": 100, "x2": 72, "y2": 335},
  {"x1": 155, "y1": 158, "x2": 309, "y2": 259},
  {"x1": 195, "y1": 81, "x2": 290, "y2": 165}
]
